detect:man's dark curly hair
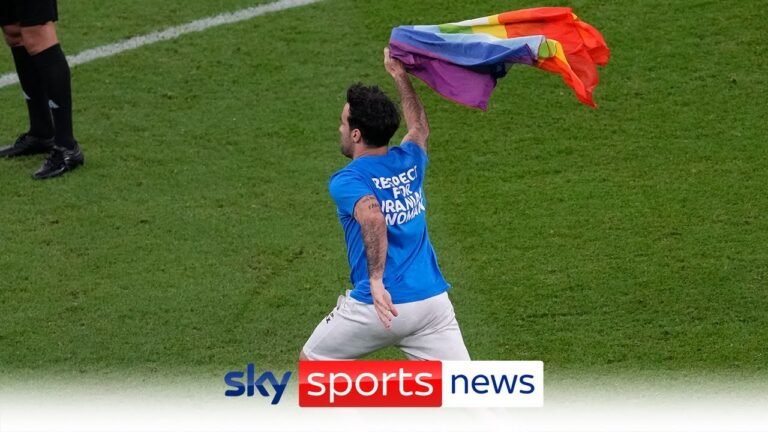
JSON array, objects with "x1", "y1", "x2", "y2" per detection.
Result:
[{"x1": 346, "y1": 83, "x2": 400, "y2": 147}]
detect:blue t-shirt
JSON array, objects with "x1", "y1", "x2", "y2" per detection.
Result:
[{"x1": 328, "y1": 141, "x2": 449, "y2": 304}]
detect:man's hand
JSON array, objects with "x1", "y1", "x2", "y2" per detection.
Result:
[
  {"x1": 370, "y1": 278, "x2": 399, "y2": 329},
  {"x1": 384, "y1": 47, "x2": 407, "y2": 79}
]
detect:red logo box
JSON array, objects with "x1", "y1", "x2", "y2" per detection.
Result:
[{"x1": 298, "y1": 361, "x2": 442, "y2": 407}]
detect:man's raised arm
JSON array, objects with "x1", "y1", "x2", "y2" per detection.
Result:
[{"x1": 384, "y1": 48, "x2": 430, "y2": 153}]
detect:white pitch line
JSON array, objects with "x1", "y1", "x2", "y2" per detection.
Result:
[{"x1": 0, "y1": 0, "x2": 321, "y2": 89}]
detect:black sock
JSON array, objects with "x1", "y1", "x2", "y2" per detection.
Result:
[
  {"x1": 31, "y1": 44, "x2": 77, "y2": 149},
  {"x1": 11, "y1": 46, "x2": 54, "y2": 139}
]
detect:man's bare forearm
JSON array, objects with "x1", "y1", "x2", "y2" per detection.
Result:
[
  {"x1": 357, "y1": 196, "x2": 387, "y2": 281},
  {"x1": 392, "y1": 74, "x2": 429, "y2": 148}
]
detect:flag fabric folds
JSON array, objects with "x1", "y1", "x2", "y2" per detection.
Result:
[{"x1": 388, "y1": 7, "x2": 610, "y2": 110}]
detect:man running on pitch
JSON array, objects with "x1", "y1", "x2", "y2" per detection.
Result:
[{"x1": 300, "y1": 48, "x2": 470, "y2": 361}]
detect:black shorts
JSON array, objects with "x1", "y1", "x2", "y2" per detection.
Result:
[{"x1": 0, "y1": 0, "x2": 58, "y2": 27}]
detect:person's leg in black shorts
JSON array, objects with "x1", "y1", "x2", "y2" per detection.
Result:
[
  {"x1": 0, "y1": 0, "x2": 83, "y2": 179},
  {"x1": 0, "y1": 0, "x2": 55, "y2": 158}
]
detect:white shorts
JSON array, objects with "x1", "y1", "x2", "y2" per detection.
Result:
[{"x1": 302, "y1": 291, "x2": 470, "y2": 360}]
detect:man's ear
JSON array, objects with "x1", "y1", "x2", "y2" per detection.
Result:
[{"x1": 351, "y1": 128, "x2": 362, "y2": 144}]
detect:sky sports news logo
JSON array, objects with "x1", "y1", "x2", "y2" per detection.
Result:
[
  {"x1": 298, "y1": 361, "x2": 543, "y2": 407},
  {"x1": 223, "y1": 361, "x2": 542, "y2": 407}
]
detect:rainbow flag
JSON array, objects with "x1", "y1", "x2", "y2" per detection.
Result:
[{"x1": 388, "y1": 7, "x2": 610, "y2": 110}]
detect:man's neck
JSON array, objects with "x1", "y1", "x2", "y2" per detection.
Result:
[{"x1": 353, "y1": 145, "x2": 388, "y2": 159}]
